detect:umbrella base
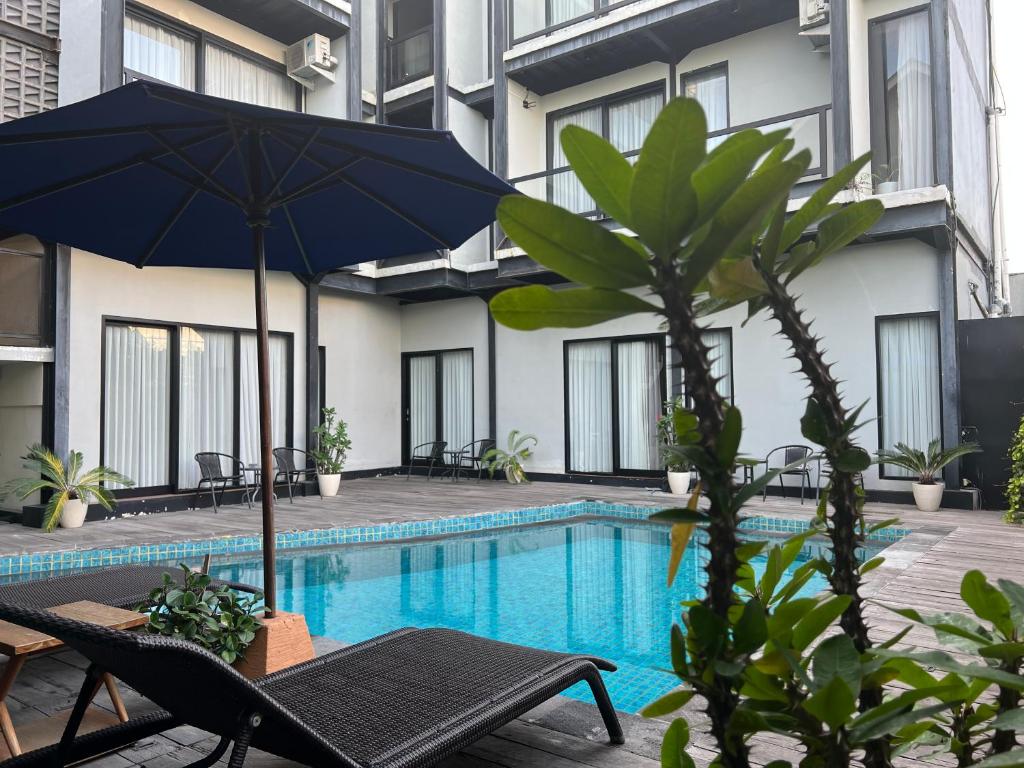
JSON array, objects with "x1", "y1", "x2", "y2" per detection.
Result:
[{"x1": 234, "y1": 611, "x2": 315, "y2": 678}]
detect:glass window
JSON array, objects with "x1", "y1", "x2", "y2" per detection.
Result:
[
  {"x1": 124, "y1": 14, "x2": 196, "y2": 88},
  {"x1": 877, "y1": 314, "x2": 941, "y2": 477},
  {"x1": 404, "y1": 350, "x2": 473, "y2": 458},
  {"x1": 103, "y1": 324, "x2": 171, "y2": 489},
  {"x1": 567, "y1": 340, "x2": 613, "y2": 473},
  {"x1": 681, "y1": 65, "x2": 728, "y2": 133},
  {"x1": 608, "y1": 91, "x2": 662, "y2": 154},
  {"x1": 550, "y1": 105, "x2": 601, "y2": 214},
  {"x1": 178, "y1": 327, "x2": 235, "y2": 489},
  {"x1": 239, "y1": 333, "x2": 290, "y2": 467},
  {"x1": 702, "y1": 328, "x2": 733, "y2": 402},
  {"x1": 205, "y1": 44, "x2": 296, "y2": 111},
  {"x1": 869, "y1": 10, "x2": 934, "y2": 190}
]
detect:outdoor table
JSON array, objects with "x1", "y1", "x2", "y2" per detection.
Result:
[
  {"x1": 443, "y1": 450, "x2": 467, "y2": 482},
  {"x1": 243, "y1": 465, "x2": 277, "y2": 503},
  {"x1": 0, "y1": 600, "x2": 148, "y2": 759}
]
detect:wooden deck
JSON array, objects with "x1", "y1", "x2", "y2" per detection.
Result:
[{"x1": 1, "y1": 476, "x2": 1021, "y2": 767}]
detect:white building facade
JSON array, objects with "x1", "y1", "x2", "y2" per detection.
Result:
[{"x1": 0, "y1": 0, "x2": 1008, "y2": 516}]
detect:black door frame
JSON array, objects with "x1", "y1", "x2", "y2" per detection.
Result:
[{"x1": 401, "y1": 347, "x2": 474, "y2": 464}]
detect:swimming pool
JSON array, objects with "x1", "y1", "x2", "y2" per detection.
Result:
[{"x1": 200, "y1": 517, "x2": 893, "y2": 713}]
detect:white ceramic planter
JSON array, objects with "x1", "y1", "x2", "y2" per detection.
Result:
[
  {"x1": 317, "y1": 474, "x2": 341, "y2": 497},
  {"x1": 912, "y1": 481, "x2": 945, "y2": 512},
  {"x1": 667, "y1": 471, "x2": 691, "y2": 495},
  {"x1": 59, "y1": 498, "x2": 87, "y2": 529},
  {"x1": 876, "y1": 181, "x2": 899, "y2": 194}
]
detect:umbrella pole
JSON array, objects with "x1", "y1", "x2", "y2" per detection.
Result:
[{"x1": 253, "y1": 221, "x2": 277, "y2": 618}]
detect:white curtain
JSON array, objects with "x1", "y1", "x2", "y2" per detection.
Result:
[
  {"x1": 550, "y1": 0, "x2": 592, "y2": 25},
  {"x1": 683, "y1": 67, "x2": 729, "y2": 134},
  {"x1": 550, "y1": 106, "x2": 601, "y2": 214},
  {"x1": 608, "y1": 92, "x2": 662, "y2": 155},
  {"x1": 178, "y1": 328, "x2": 234, "y2": 488},
  {"x1": 567, "y1": 341, "x2": 612, "y2": 472},
  {"x1": 408, "y1": 355, "x2": 436, "y2": 453},
  {"x1": 103, "y1": 325, "x2": 171, "y2": 488},
  {"x1": 442, "y1": 350, "x2": 473, "y2": 452},
  {"x1": 123, "y1": 15, "x2": 195, "y2": 88},
  {"x1": 702, "y1": 329, "x2": 733, "y2": 402},
  {"x1": 893, "y1": 12, "x2": 933, "y2": 189},
  {"x1": 205, "y1": 45, "x2": 296, "y2": 111},
  {"x1": 878, "y1": 315, "x2": 941, "y2": 477},
  {"x1": 239, "y1": 334, "x2": 289, "y2": 467},
  {"x1": 617, "y1": 339, "x2": 662, "y2": 471}
]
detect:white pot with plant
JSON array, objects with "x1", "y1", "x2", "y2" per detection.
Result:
[
  {"x1": 311, "y1": 407, "x2": 352, "y2": 497},
  {"x1": 0, "y1": 444, "x2": 133, "y2": 531},
  {"x1": 482, "y1": 430, "x2": 537, "y2": 484},
  {"x1": 658, "y1": 397, "x2": 694, "y2": 495},
  {"x1": 877, "y1": 439, "x2": 982, "y2": 513},
  {"x1": 873, "y1": 164, "x2": 899, "y2": 194}
]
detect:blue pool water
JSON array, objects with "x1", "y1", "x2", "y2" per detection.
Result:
[{"x1": 201, "y1": 519, "x2": 891, "y2": 713}]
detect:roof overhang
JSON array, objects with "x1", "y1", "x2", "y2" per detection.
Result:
[{"x1": 189, "y1": 0, "x2": 350, "y2": 43}]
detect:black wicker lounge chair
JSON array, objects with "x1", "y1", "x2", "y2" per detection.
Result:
[
  {"x1": 0, "y1": 564, "x2": 259, "y2": 610},
  {"x1": 0, "y1": 603, "x2": 624, "y2": 768}
]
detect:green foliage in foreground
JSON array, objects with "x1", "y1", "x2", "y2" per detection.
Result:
[{"x1": 1007, "y1": 414, "x2": 1024, "y2": 523}]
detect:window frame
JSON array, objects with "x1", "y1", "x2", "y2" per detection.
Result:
[
  {"x1": 874, "y1": 311, "x2": 943, "y2": 481},
  {"x1": 867, "y1": 4, "x2": 935, "y2": 191},
  {"x1": 100, "y1": 315, "x2": 295, "y2": 495},
  {"x1": 678, "y1": 61, "x2": 730, "y2": 130},
  {"x1": 123, "y1": 3, "x2": 303, "y2": 111},
  {"x1": 509, "y1": 0, "x2": 640, "y2": 47},
  {"x1": 562, "y1": 333, "x2": 667, "y2": 477},
  {"x1": 400, "y1": 347, "x2": 476, "y2": 464}
]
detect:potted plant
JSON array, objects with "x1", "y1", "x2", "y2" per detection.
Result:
[
  {"x1": 0, "y1": 444, "x2": 132, "y2": 531},
  {"x1": 311, "y1": 407, "x2": 352, "y2": 497},
  {"x1": 873, "y1": 164, "x2": 899, "y2": 194},
  {"x1": 482, "y1": 430, "x2": 537, "y2": 484},
  {"x1": 139, "y1": 565, "x2": 263, "y2": 670},
  {"x1": 877, "y1": 439, "x2": 981, "y2": 512},
  {"x1": 657, "y1": 397, "x2": 692, "y2": 495}
]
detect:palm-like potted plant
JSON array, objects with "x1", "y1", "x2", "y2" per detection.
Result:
[
  {"x1": 310, "y1": 407, "x2": 352, "y2": 496},
  {"x1": 657, "y1": 397, "x2": 692, "y2": 495},
  {"x1": 0, "y1": 444, "x2": 132, "y2": 531},
  {"x1": 877, "y1": 439, "x2": 981, "y2": 512},
  {"x1": 482, "y1": 430, "x2": 537, "y2": 484}
]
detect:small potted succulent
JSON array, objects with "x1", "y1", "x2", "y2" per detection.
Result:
[
  {"x1": 482, "y1": 430, "x2": 537, "y2": 484},
  {"x1": 658, "y1": 397, "x2": 693, "y2": 495},
  {"x1": 873, "y1": 164, "x2": 899, "y2": 194},
  {"x1": 311, "y1": 407, "x2": 352, "y2": 496},
  {"x1": 0, "y1": 444, "x2": 132, "y2": 531},
  {"x1": 877, "y1": 439, "x2": 981, "y2": 512}
]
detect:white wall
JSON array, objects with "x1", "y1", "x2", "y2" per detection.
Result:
[
  {"x1": 489, "y1": 239, "x2": 942, "y2": 490},
  {"x1": 446, "y1": 0, "x2": 489, "y2": 87},
  {"x1": 57, "y1": 0, "x2": 103, "y2": 106},
  {"x1": 400, "y1": 297, "x2": 490, "y2": 446},
  {"x1": 68, "y1": 251, "x2": 308, "y2": 475},
  {"x1": 319, "y1": 292, "x2": 403, "y2": 470},
  {"x1": 0, "y1": 362, "x2": 43, "y2": 511}
]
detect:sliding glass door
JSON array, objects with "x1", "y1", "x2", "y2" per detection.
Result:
[
  {"x1": 403, "y1": 349, "x2": 473, "y2": 461},
  {"x1": 565, "y1": 336, "x2": 665, "y2": 475}
]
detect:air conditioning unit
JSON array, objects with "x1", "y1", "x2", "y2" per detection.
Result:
[
  {"x1": 286, "y1": 33, "x2": 338, "y2": 90},
  {"x1": 800, "y1": 0, "x2": 829, "y2": 30}
]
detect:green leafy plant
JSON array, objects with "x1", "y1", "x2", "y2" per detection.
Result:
[
  {"x1": 1006, "y1": 414, "x2": 1024, "y2": 523},
  {"x1": 139, "y1": 565, "x2": 264, "y2": 664},
  {"x1": 482, "y1": 430, "x2": 537, "y2": 484},
  {"x1": 877, "y1": 440, "x2": 982, "y2": 485},
  {"x1": 311, "y1": 407, "x2": 352, "y2": 475},
  {"x1": 0, "y1": 444, "x2": 132, "y2": 532},
  {"x1": 658, "y1": 397, "x2": 693, "y2": 473}
]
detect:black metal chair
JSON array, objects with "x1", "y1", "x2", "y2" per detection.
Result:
[
  {"x1": 406, "y1": 440, "x2": 447, "y2": 480},
  {"x1": 194, "y1": 452, "x2": 250, "y2": 513},
  {"x1": 273, "y1": 447, "x2": 320, "y2": 503},
  {"x1": 0, "y1": 603, "x2": 624, "y2": 768},
  {"x1": 454, "y1": 439, "x2": 496, "y2": 482},
  {"x1": 760, "y1": 445, "x2": 815, "y2": 504}
]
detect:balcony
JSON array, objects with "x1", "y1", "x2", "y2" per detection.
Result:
[
  {"x1": 509, "y1": 0, "x2": 638, "y2": 46},
  {"x1": 0, "y1": 244, "x2": 48, "y2": 348},
  {"x1": 508, "y1": 105, "x2": 833, "y2": 219},
  {"x1": 386, "y1": 25, "x2": 433, "y2": 89}
]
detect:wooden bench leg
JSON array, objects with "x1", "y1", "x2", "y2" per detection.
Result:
[
  {"x1": 0, "y1": 656, "x2": 27, "y2": 756},
  {"x1": 101, "y1": 673, "x2": 129, "y2": 722}
]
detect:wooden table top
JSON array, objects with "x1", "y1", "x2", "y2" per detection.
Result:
[{"x1": 0, "y1": 601, "x2": 148, "y2": 657}]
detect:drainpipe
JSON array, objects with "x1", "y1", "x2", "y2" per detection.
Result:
[{"x1": 987, "y1": 1, "x2": 1011, "y2": 315}]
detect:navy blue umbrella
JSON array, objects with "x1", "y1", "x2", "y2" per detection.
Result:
[{"x1": 0, "y1": 81, "x2": 513, "y2": 614}]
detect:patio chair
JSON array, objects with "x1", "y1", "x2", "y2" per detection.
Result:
[
  {"x1": 0, "y1": 564, "x2": 259, "y2": 611},
  {"x1": 0, "y1": 603, "x2": 625, "y2": 768},
  {"x1": 273, "y1": 447, "x2": 321, "y2": 503},
  {"x1": 406, "y1": 440, "x2": 447, "y2": 480},
  {"x1": 454, "y1": 439, "x2": 496, "y2": 482},
  {"x1": 760, "y1": 445, "x2": 815, "y2": 504},
  {"x1": 194, "y1": 452, "x2": 251, "y2": 513}
]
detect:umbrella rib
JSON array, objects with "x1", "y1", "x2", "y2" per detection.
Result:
[
  {"x1": 0, "y1": 127, "x2": 229, "y2": 214},
  {"x1": 147, "y1": 129, "x2": 248, "y2": 211},
  {"x1": 265, "y1": 127, "x2": 322, "y2": 200},
  {"x1": 337, "y1": 174, "x2": 451, "y2": 249},
  {"x1": 135, "y1": 139, "x2": 238, "y2": 268},
  {"x1": 280, "y1": 204, "x2": 315, "y2": 275},
  {"x1": 267, "y1": 157, "x2": 364, "y2": 208},
  {"x1": 228, "y1": 118, "x2": 255, "y2": 202},
  {"x1": 145, "y1": 157, "x2": 245, "y2": 209}
]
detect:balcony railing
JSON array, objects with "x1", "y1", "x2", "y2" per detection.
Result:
[
  {"x1": 509, "y1": 0, "x2": 639, "y2": 46},
  {"x1": 508, "y1": 105, "x2": 833, "y2": 219},
  {"x1": 386, "y1": 25, "x2": 434, "y2": 89}
]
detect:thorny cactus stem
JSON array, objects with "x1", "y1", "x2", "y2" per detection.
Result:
[{"x1": 656, "y1": 260, "x2": 749, "y2": 768}]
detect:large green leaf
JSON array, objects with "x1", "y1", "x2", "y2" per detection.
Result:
[
  {"x1": 660, "y1": 718, "x2": 696, "y2": 768},
  {"x1": 734, "y1": 598, "x2": 768, "y2": 654},
  {"x1": 559, "y1": 125, "x2": 635, "y2": 227},
  {"x1": 489, "y1": 285, "x2": 657, "y2": 330},
  {"x1": 785, "y1": 199, "x2": 885, "y2": 285},
  {"x1": 849, "y1": 702, "x2": 954, "y2": 744},
  {"x1": 708, "y1": 258, "x2": 768, "y2": 303},
  {"x1": 804, "y1": 677, "x2": 857, "y2": 730},
  {"x1": 497, "y1": 196, "x2": 652, "y2": 288},
  {"x1": 793, "y1": 595, "x2": 852, "y2": 651},
  {"x1": 874, "y1": 649, "x2": 1024, "y2": 690},
  {"x1": 629, "y1": 98, "x2": 707, "y2": 257},
  {"x1": 716, "y1": 405, "x2": 743, "y2": 468},
  {"x1": 962, "y1": 569, "x2": 1013, "y2": 633},
  {"x1": 810, "y1": 633, "x2": 862, "y2": 696},
  {"x1": 972, "y1": 750, "x2": 1024, "y2": 768},
  {"x1": 641, "y1": 689, "x2": 695, "y2": 718},
  {"x1": 682, "y1": 151, "x2": 811, "y2": 294}
]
